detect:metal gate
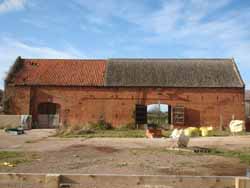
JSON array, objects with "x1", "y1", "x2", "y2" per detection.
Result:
[{"x1": 38, "y1": 114, "x2": 59, "y2": 128}]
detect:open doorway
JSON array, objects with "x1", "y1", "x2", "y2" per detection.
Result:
[{"x1": 147, "y1": 103, "x2": 171, "y2": 129}]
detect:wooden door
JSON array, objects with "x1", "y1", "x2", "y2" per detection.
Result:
[
  {"x1": 173, "y1": 106, "x2": 185, "y2": 126},
  {"x1": 135, "y1": 104, "x2": 147, "y2": 124}
]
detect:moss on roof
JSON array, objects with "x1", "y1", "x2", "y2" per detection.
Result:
[
  {"x1": 105, "y1": 58, "x2": 244, "y2": 88},
  {"x1": 6, "y1": 57, "x2": 244, "y2": 88}
]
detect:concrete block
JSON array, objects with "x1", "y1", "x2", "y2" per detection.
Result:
[
  {"x1": 45, "y1": 174, "x2": 60, "y2": 188},
  {"x1": 235, "y1": 177, "x2": 250, "y2": 188}
]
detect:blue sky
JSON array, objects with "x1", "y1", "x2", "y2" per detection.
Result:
[{"x1": 0, "y1": 0, "x2": 250, "y2": 89}]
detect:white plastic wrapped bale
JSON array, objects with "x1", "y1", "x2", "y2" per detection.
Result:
[
  {"x1": 229, "y1": 120, "x2": 245, "y2": 133},
  {"x1": 170, "y1": 129, "x2": 190, "y2": 148},
  {"x1": 170, "y1": 129, "x2": 181, "y2": 139},
  {"x1": 177, "y1": 131, "x2": 190, "y2": 148},
  {"x1": 20, "y1": 115, "x2": 32, "y2": 129}
]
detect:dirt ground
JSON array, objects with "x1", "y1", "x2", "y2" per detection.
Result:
[{"x1": 0, "y1": 129, "x2": 249, "y2": 176}]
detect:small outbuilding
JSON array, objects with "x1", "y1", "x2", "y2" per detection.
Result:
[{"x1": 4, "y1": 57, "x2": 245, "y2": 129}]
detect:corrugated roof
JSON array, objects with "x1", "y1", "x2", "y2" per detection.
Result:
[
  {"x1": 10, "y1": 58, "x2": 106, "y2": 86},
  {"x1": 105, "y1": 58, "x2": 244, "y2": 88}
]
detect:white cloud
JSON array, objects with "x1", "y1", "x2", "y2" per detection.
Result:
[
  {"x1": 77, "y1": 0, "x2": 248, "y2": 87},
  {"x1": 135, "y1": 1, "x2": 250, "y2": 59},
  {"x1": 21, "y1": 18, "x2": 48, "y2": 29},
  {"x1": 72, "y1": 0, "x2": 151, "y2": 26},
  {"x1": 1, "y1": 37, "x2": 82, "y2": 58},
  {"x1": 137, "y1": 0, "x2": 234, "y2": 38},
  {"x1": 184, "y1": 0, "x2": 232, "y2": 22},
  {"x1": 0, "y1": 0, "x2": 27, "y2": 13},
  {"x1": 137, "y1": 0, "x2": 250, "y2": 86},
  {"x1": 148, "y1": 1, "x2": 183, "y2": 34},
  {"x1": 0, "y1": 37, "x2": 84, "y2": 88},
  {"x1": 80, "y1": 23, "x2": 102, "y2": 33}
]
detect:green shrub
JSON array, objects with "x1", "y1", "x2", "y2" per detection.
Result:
[
  {"x1": 95, "y1": 119, "x2": 112, "y2": 130},
  {"x1": 56, "y1": 120, "x2": 113, "y2": 136},
  {"x1": 116, "y1": 123, "x2": 136, "y2": 131},
  {"x1": 209, "y1": 148, "x2": 250, "y2": 165},
  {"x1": 0, "y1": 151, "x2": 23, "y2": 160}
]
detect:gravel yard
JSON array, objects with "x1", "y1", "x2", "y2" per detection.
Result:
[{"x1": 0, "y1": 129, "x2": 249, "y2": 176}]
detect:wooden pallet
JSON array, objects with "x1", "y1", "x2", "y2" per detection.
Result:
[{"x1": 167, "y1": 146, "x2": 211, "y2": 153}]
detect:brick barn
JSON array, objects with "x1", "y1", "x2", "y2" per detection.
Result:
[{"x1": 4, "y1": 57, "x2": 245, "y2": 129}]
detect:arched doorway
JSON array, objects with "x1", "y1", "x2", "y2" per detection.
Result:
[
  {"x1": 147, "y1": 103, "x2": 171, "y2": 129},
  {"x1": 37, "y1": 102, "x2": 60, "y2": 128}
]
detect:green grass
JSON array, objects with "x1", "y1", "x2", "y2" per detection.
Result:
[
  {"x1": 147, "y1": 113, "x2": 169, "y2": 128},
  {"x1": 56, "y1": 122, "x2": 250, "y2": 138},
  {"x1": 58, "y1": 129, "x2": 172, "y2": 138},
  {"x1": 0, "y1": 151, "x2": 37, "y2": 166},
  {"x1": 57, "y1": 128, "x2": 250, "y2": 138},
  {"x1": 207, "y1": 130, "x2": 250, "y2": 137},
  {"x1": 0, "y1": 151, "x2": 23, "y2": 160},
  {"x1": 166, "y1": 147, "x2": 250, "y2": 165},
  {"x1": 25, "y1": 140, "x2": 33, "y2": 143},
  {"x1": 61, "y1": 129, "x2": 146, "y2": 138},
  {"x1": 9, "y1": 159, "x2": 29, "y2": 165},
  {"x1": 209, "y1": 148, "x2": 250, "y2": 164}
]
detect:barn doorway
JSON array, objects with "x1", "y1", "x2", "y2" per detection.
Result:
[
  {"x1": 147, "y1": 103, "x2": 171, "y2": 129},
  {"x1": 37, "y1": 102, "x2": 60, "y2": 128}
]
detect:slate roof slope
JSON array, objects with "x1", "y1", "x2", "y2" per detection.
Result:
[
  {"x1": 105, "y1": 58, "x2": 244, "y2": 88},
  {"x1": 8, "y1": 58, "x2": 106, "y2": 86}
]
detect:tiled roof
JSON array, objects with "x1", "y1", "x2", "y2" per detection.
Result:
[
  {"x1": 12, "y1": 58, "x2": 106, "y2": 86},
  {"x1": 106, "y1": 58, "x2": 244, "y2": 88},
  {"x1": 7, "y1": 57, "x2": 244, "y2": 88}
]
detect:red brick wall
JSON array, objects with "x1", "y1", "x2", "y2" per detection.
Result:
[
  {"x1": 6, "y1": 86, "x2": 245, "y2": 129},
  {"x1": 5, "y1": 85, "x2": 30, "y2": 114}
]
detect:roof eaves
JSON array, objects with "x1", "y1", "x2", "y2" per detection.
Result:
[
  {"x1": 5, "y1": 56, "x2": 23, "y2": 86},
  {"x1": 232, "y1": 58, "x2": 245, "y2": 88}
]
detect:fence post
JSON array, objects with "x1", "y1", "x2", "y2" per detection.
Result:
[
  {"x1": 235, "y1": 177, "x2": 250, "y2": 188},
  {"x1": 45, "y1": 174, "x2": 60, "y2": 188}
]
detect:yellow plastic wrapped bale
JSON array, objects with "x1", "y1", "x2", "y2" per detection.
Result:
[
  {"x1": 200, "y1": 127, "x2": 208, "y2": 137},
  {"x1": 184, "y1": 127, "x2": 200, "y2": 137},
  {"x1": 184, "y1": 128, "x2": 191, "y2": 137},
  {"x1": 199, "y1": 126, "x2": 214, "y2": 137},
  {"x1": 207, "y1": 126, "x2": 213, "y2": 131}
]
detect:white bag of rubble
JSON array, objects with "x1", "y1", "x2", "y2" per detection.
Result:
[
  {"x1": 170, "y1": 129, "x2": 189, "y2": 148},
  {"x1": 229, "y1": 120, "x2": 245, "y2": 133}
]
